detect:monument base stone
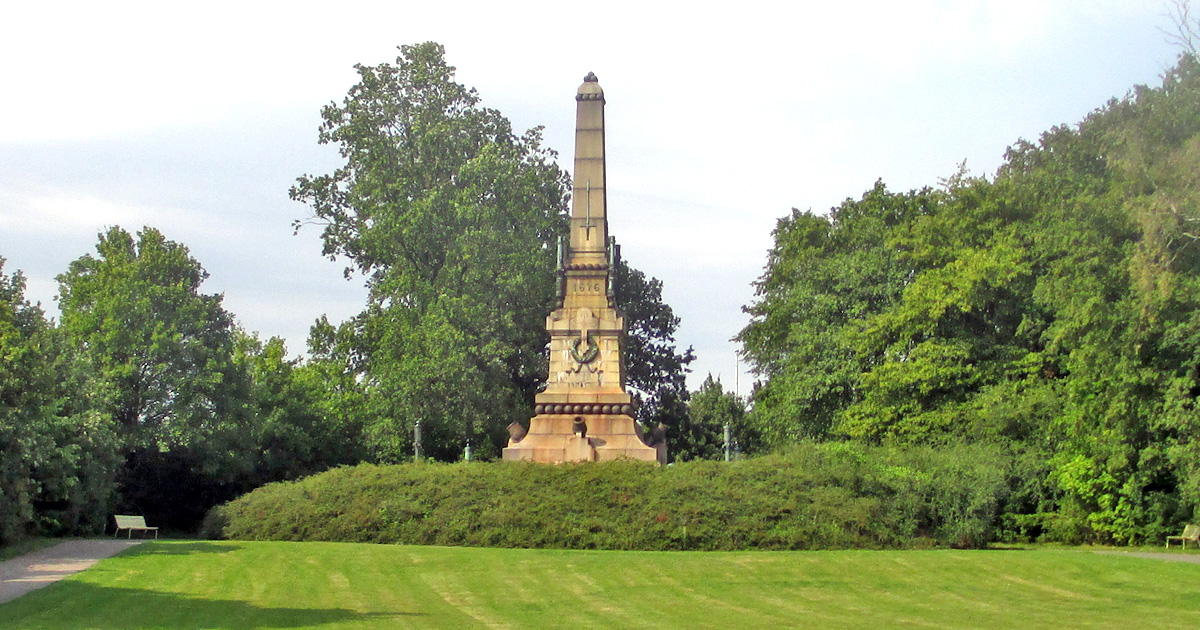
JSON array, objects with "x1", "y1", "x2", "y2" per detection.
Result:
[{"x1": 502, "y1": 414, "x2": 659, "y2": 463}]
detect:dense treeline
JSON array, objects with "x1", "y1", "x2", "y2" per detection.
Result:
[
  {"x1": 740, "y1": 54, "x2": 1200, "y2": 544},
  {"x1": 204, "y1": 444, "x2": 1007, "y2": 550},
  {"x1": 1, "y1": 227, "x2": 367, "y2": 543}
]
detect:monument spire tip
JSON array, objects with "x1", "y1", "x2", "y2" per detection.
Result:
[{"x1": 577, "y1": 72, "x2": 604, "y2": 101}]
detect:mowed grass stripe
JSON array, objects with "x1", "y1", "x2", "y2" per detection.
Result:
[{"x1": 1, "y1": 541, "x2": 1198, "y2": 629}]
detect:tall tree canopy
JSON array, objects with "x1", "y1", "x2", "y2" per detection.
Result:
[
  {"x1": 1, "y1": 259, "x2": 119, "y2": 544},
  {"x1": 291, "y1": 42, "x2": 569, "y2": 461},
  {"x1": 740, "y1": 53, "x2": 1200, "y2": 544},
  {"x1": 676, "y1": 375, "x2": 749, "y2": 462},
  {"x1": 292, "y1": 42, "x2": 691, "y2": 460},
  {"x1": 57, "y1": 226, "x2": 246, "y2": 455},
  {"x1": 56, "y1": 226, "x2": 260, "y2": 528},
  {"x1": 53, "y1": 227, "x2": 362, "y2": 529}
]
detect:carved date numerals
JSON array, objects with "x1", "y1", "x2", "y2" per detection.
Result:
[{"x1": 574, "y1": 281, "x2": 603, "y2": 294}]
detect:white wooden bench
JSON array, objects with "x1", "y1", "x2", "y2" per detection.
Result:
[
  {"x1": 1166, "y1": 523, "x2": 1199, "y2": 549},
  {"x1": 114, "y1": 515, "x2": 159, "y2": 539}
]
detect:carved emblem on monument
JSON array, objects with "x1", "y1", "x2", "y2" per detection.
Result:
[{"x1": 569, "y1": 308, "x2": 600, "y2": 365}]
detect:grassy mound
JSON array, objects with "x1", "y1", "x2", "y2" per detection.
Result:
[{"x1": 204, "y1": 443, "x2": 1012, "y2": 550}]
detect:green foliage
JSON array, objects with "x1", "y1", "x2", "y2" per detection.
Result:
[
  {"x1": 205, "y1": 443, "x2": 1009, "y2": 550},
  {"x1": 675, "y1": 374, "x2": 751, "y2": 461},
  {"x1": 300, "y1": 315, "x2": 371, "y2": 459},
  {"x1": 0, "y1": 259, "x2": 120, "y2": 544},
  {"x1": 233, "y1": 332, "x2": 362, "y2": 486},
  {"x1": 53, "y1": 227, "x2": 355, "y2": 531},
  {"x1": 1, "y1": 44, "x2": 694, "y2": 539},
  {"x1": 614, "y1": 260, "x2": 695, "y2": 438},
  {"x1": 738, "y1": 182, "x2": 939, "y2": 444},
  {"x1": 739, "y1": 54, "x2": 1200, "y2": 544},
  {"x1": 56, "y1": 227, "x2": 256, "y2": 530},
  {"x1": 290, "y1": 42, "x2": 569, "y2": 461},
  {"x1": 57, "y1": 226, "x2": 247, "y2": 456}
]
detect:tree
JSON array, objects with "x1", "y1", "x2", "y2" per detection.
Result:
[
  {"x1": 676, "y1": 375, "x2": 750, "y2": 461},
  {"x1": 1, "y1": 258, "x2": 119, "y2": 543},
  {"x1": 57, "y1": 227, "x2": 247, "y2": 453},
  {"x1": 738, "y1": 182, "x2": 940, "y2": 445},
  {"x1": 57, "y1": 226, "x2": 253, "y2": 528},
  {"x1": 292, "y1": 42, "x2": 692, "y2": 460},
  {"x1": 291, "y1": 42, "x2": 568, "y2": 461},
  {"x1": 233, "y1": 331, "x2": 361, "y2": 486},
  {"x1": 297, "y1": 315, "x2": 370, "y2": 462},
  {"x1": 1163, "y1": 0, "x2": 1199, "y2": 56},
  {"x1": 614, "y1": 259, "x2": 695, "y2": 439}
]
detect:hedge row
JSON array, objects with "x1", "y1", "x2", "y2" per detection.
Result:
[{"x1": 202, "y1": 442, "x2": 1010, "y2": 550}]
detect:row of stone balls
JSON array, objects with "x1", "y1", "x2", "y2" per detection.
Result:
[
  {"x1": 562, "y1": 262, "x2": 609, "y2": 271},
  {"x1": 535, "y1": 403, "x2": 636, "y2": 416}
]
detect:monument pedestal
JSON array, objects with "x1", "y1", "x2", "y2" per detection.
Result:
[{"x1": 502, "y1": 414, "x2": 659, "y2": 463}]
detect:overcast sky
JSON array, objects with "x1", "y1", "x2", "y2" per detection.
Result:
[{"x1": 0, "y1": 0, "x2": 1186, "y2": 394}]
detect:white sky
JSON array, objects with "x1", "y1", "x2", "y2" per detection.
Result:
[{"x1": 0, "y1": 0, "x2": 1184, "y2": 394}]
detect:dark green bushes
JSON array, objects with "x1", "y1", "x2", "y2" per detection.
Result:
[{"x1": 204, "y1": 442, "x2": 1009, "y2": 550}]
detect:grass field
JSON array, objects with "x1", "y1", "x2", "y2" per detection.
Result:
[{"x1": 2, "y1": 541, "x2": 1198, "y2": 629}]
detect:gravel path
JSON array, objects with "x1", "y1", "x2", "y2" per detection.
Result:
[
  {"x1": 1094, "y1": 550, "x2": 1200, "y2": 565},
  {"x1": 0, "y1": 539, "x2": 145, "y2": 605}
]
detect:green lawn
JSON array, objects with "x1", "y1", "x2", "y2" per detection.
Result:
[{"x1": 2, "y1": 541, "x2": 1198, "y2": 629}]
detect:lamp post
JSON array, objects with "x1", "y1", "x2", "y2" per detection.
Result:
[{"x1": 414, "y1": 420, "x2": 423, "y2": 462}]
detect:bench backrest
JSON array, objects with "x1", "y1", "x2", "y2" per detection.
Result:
[
  {"x1": 1183, "y1": 524, "x2": 1200, "y2": 539},
  {"x1": 114, "y1": 515, "x2": 148, "y2": 529}
]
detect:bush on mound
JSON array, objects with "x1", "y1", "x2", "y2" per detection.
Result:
[{"x1": 202, "y1": 442, "x2": 1009, "y2": 550}]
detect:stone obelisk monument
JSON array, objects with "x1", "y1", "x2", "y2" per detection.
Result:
[{"x1": 502, "y1": 73, "x2": 661, "y2": 464}]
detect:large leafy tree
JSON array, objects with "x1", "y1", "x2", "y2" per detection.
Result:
[
  {"x1": 57, "y1": 226, "x2": 254, "y2": 528},
  {"x1": 57, "y1": 227, "x2": 247, "y2": 455},
  {"x1": 291, "y1": 42, "x2": 568, "y2": 461},
  {"x1": 292, "y1": 42, "x2": 691, "y2": 460},
  {"x1": 738, "y1": 182, "x2": 939, "y2": 444},
  {"x1": 1, "y1": 259, "x2": 119, "y2": 543}
]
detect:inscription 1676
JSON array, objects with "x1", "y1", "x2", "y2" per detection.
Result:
[{"x1": 574, "y1": 281, "x2": 603, "y2": 294}]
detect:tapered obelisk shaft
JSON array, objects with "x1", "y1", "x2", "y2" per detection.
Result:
[{"x1": 570, "y1": 72, "x2": 608, "y2": 257}]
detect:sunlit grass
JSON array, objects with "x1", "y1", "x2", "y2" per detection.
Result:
[{"x1": 2, "y1": 541, "x2": 1198, "y2": 629}]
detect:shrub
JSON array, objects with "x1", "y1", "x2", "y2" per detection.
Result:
[{"x1": 203, "y1": 442, "x2": 1009, "y2": 550}]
